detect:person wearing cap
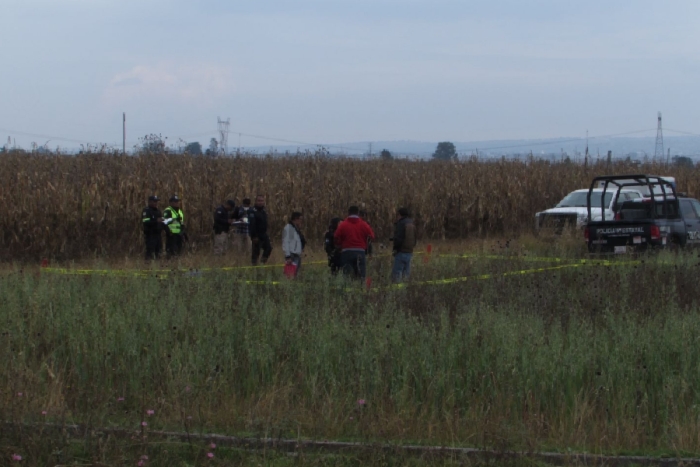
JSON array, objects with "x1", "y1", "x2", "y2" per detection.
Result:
[
  {"x1": 142, "y1": 195, "x2": 164, "y2": 261},
  {"x1": 213, "y1": 200, "x2": 236, "y2": 255},
  {"x1": 163, "y1": 195, "x2": 185, "y2": 258}
]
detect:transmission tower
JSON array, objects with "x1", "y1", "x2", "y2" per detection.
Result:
[
  {"x1": 217, "y1": 117, "x2": 230, "y2": 155},
  {"x1": 654, "y1": 111, "x2": 664, "y2": 161}
]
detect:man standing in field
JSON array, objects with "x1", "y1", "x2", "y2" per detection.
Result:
[
  {"x1": 249, "y1": 195, "x2": 273, "y2": 265},
  {"x1": 232, "y1": 198, "x2": 252, "y2": 255},
  {"x1": 282, "y1": 212, "x2": 306, "y2": 277},
  {"x1": 142, "y1": 195, "x2": 164, "y2": 261},
  {"x1": 334, "y1": 206, "x2": 375, "y2": 279},
  {"x1": 324, "y1": 217, "x2": 342, "y2": 275},
  {"x1": 392, "y1": 207, "x2": 417, "y2": 282},
  {"x1": 163, "y1": 195, "x2": 185, "y2": 258},
  {"x1": 213, "y1": 200, "x2": 236, "y2": 255}
]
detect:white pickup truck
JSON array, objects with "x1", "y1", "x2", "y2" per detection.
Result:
[{"x1": 535, "y1": 188, "x2": 644, "y2": 232}]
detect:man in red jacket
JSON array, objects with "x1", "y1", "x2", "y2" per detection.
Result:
[{"x1": 334, "y1": 206, "x2": 376, "y2": 279}]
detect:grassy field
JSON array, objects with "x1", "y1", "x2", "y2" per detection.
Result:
[{"x1": 3, "y1": 237, "x2": 700, "y2": 465}]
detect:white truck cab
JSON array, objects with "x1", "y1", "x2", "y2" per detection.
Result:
[{"x1": 535, "y1": 188, "x2": 644, "y2": 231}]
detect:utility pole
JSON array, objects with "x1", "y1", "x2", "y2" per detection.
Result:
[
  {"x1": 654, "y1": 111, "x2": 664, "y2": 162},
  {"x1": 122, "y1": 112, "x2": 126, "y2": 155},
  {"x1": 368, "y1": 142, "x2": 372, "y2": 158},
  {"x1": 584, "y1": 130, "x2": 589, "y2": 168}
]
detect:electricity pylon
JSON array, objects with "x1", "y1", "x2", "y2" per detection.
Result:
[{"x1": 217, "y1": 117, "x2": 230, "y2": 155}]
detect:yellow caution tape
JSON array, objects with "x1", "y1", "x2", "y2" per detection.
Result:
[
  {"x1": 42, "y1": 267, "x2": 154, "y2": 278},
  {"x1": 381, "y1": 259, "x2": 640, "y2": 291},
  {"x1": 384, "y1": 263, "x2": 581, "y2": 290},
  {"x1": 41, "y1": 260, "x2": 328, "y2": 277},
  {"x1": 441, "y1": 253, "x2": 566, "y2": 263},
  {"x1": 40, "y1": 252, "x2": 645, "y2": 285},
  {"x1": 39, "y1": 250, "x2": 424, "y2": 277},
  {"x1": 441, "y1": 253, "x2": 644, "y2": 267}
]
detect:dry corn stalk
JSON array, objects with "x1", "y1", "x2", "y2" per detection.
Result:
[{"x1": 0, "y1": 151, "x2": 692, "y2": 259}]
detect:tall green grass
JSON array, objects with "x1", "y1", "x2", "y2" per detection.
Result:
[{"x1": 2, "y1": 252, "x2": 700, "y2": 463}]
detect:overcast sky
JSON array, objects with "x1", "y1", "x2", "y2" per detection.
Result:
[{"x1": 2, "y1": 0, "x2": 699, "y2": 150}]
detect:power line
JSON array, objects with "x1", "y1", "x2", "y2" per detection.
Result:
[
  {"x1": 6, "y1": 124, "x2": 693, "y2": 156},
  {"x1": 176, "y1": 129, "x2": 366, "y2": 153},
  {"x1": 176, "y1": 130, "x2": 218, "y2": 140},
  {"x1": 665, "y1": 128, "x2": 700, "y2": 137},
  {"x1": 235, "y1": 132, "x2": 366, "y2": 153},
  {"x1": 0, "y1": 124, "x2": 365, "y2": 154},
  {"x1": 471, "y1": 128, "x2": 657, "y2": 153},
  {"x1": 0, "y1": 127, "x2": 111, "y2": 146}
]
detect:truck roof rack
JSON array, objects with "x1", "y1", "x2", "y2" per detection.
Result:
[{"x1": 587, "y1": 174, "x2": 678, "y2": 221}]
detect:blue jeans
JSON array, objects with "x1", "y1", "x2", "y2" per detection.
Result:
[
  {"x1": 341, "y1": 250, "x2": 367, "y2": 279},
  {"x1": 392, "y1": 252, "x2": 413, "y2": 282}
]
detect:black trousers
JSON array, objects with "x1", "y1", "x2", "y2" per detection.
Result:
[
  {"x1": 145, "y1": 233, "x2": 162, "y2": 260},
  {"x1": 166, "y1": 234, "x2": 184, "y2": 257},
  {"x1": 252, "y1": 235, "x2": 273, "y2": 265},
  {"x1": 329, "y1": 252, "x2": 342, "y2": 275}
]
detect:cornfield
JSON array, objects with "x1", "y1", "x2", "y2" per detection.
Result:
[{"x1": 0, "y1": 151, "x2": 697, "y2": 260}]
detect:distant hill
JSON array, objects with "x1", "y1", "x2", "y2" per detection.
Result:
[{"x1": 242, "y1": 136, "x2": 700, "y2": 160}]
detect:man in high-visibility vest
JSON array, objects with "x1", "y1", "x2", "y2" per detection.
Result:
[{"x1": 163, "y1": 195, "x2": 186, "y2": 257}]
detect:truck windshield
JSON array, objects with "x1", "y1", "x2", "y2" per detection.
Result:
[{"x1": 557, "y1": 192, "x2": 613, "y2": 208}]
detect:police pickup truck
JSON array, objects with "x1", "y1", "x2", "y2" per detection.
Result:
[{"x1": 584, "y1": 174, "x2": 700, "y2": 253}]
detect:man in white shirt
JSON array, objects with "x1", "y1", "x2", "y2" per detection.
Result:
[{"x1": 282, "y1": 212, "x2": 305, "y2": 277}]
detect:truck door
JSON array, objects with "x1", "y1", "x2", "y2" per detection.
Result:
[{"x1": 680, "y1": 199, "x2": 700, "y2": 244}]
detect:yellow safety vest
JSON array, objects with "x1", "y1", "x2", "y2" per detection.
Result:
[{"x1": 164, "y1": 207, "x2": 184, "y2": 235}]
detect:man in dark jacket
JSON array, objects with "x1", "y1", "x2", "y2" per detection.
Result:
[
  {"x1": 324, "y1": 217, "x2": 342, "y2": 275},
  {"x1": 142, "y1": 195, "x2": 164, "y2": 261},
  {"x1": 213, "y1": 200, "x2": 235, "y2": 255},
  {"x1": 334, "y1": 206, "x2": 375, "y2": 279},
  {"x1": 249, "y1": 195, "x2": 272, "y2": 265},
  {"x1": 232, "y1": 198, "x2": 252, "y2": 255},
  {"x1": 392, "y1": 207, "x2": 417, "y2": 282}
]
